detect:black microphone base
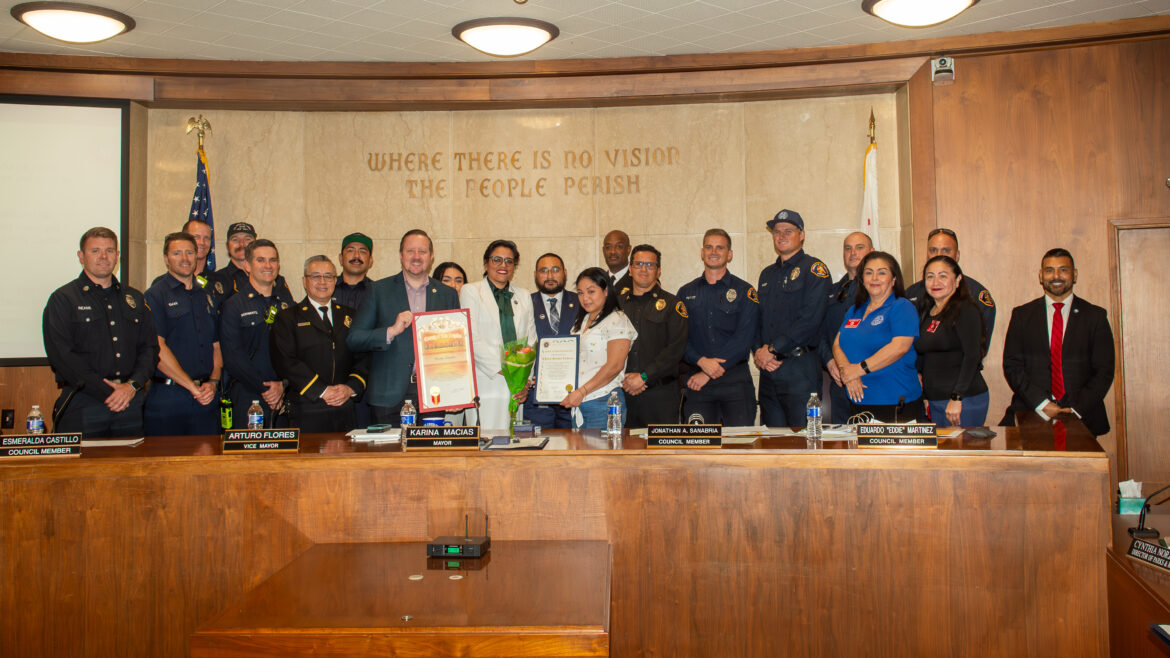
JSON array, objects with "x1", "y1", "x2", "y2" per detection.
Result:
[{"x1": 1129, "y1": 527, "x2": 1160, "y2": 538}]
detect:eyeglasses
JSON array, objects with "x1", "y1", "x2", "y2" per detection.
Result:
[
  {"x1": 490, "y1": 256, "x2": 516, "y2": 266},
  {"x1": 928, "y1": 228, "x2": 957, "y2": 239},
  {"x1": 305, "y1": 273, "x2": 334, "y2": 282},
  {"x1": 537, "y1": 266, "x2": 562, "y2": 274},
  {"x1": 630, "y1": 261, "x2": 659, "y2": 270}
]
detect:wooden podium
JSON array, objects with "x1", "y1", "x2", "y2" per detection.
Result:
[{"x1": 191, "y1": 541, "x2": 610, "y2": 657}]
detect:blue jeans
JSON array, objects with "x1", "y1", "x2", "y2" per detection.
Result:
[
  {"x1": 574, "y1": 390, "x2": 626, "y2": 429},
  {"x1": 927, "y1": 391, "x2": 990, "y2": 427}
]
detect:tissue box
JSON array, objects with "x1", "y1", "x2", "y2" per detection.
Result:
[{"x1": 1119, "y1": 497, "x2": 1145, "y2": 515}]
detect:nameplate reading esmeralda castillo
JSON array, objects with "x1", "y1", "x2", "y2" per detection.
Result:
[
  {"x1": 1128, "y1": 539, "x2": 1170, "y2": 574},
  {"x1": 856, "y1": 423, "x2": 938, "y2": 448},
  {"x1": 0, "y1": 433, "x2": 82, "y2": 458},
  {"x1": 222, "y1": 429, "x2": 300, "y2": 453},
  {"x1": 404, "y1": 426, "x2": 480, "y2": 449},
  {"x1": 646, "y1": 424, "x2": 722, "y2": 448}
]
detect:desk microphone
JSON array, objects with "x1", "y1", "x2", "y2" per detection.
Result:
[
  {"x1": 687, "y1": 413, "x2": 705, "y2": 425},
  {"x1": 894, "y1": 396, "x2": 906, "y2": 423},
  {"x1": 472, "y1": 396, "x2": 481, "y2": 428},
  {"x1": 1129, "y1": 483, "x2": 1170, "y2": 538}
]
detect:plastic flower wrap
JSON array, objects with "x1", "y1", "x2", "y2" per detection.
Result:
[{"x1": 500, "y1": 340, "x2": 537, "y2": 421}]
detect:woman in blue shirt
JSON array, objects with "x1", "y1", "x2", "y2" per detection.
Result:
[{"x1": 831, "y1": 251, "x2": 925, "y2": 422}]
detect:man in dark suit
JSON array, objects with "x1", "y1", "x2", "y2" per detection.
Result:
[
  {"x1": 1001, "y1": 248, "x2": 1115, "y2": 435},
  {"x1": 346, "y1": 229, "x2": 460, "y2": 425},
  {"x1": 271, "y1": 255, "x2": 369, "y2": 433},
  {"x1": 524, "y1": 253, "x2": 578, "y2": 429}
]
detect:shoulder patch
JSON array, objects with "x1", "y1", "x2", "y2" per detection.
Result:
[
  {"x1": 979, "y1": 290, "x2": 995, "y2": 307},
  {"x1": 747, "y1": 287, "x2": 759, "y2": 303},
  {"x1": 675, "y1": 301, "x2": 688, "y2": 318},
  {"x1": 811, "y1": 262, "x2": 830, "y2": 278}
]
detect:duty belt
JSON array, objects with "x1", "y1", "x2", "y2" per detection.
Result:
[
  {"x1": 773, "y1": 346, "x2": 816, "y2": 359},
  {"x1": 152, "y1": 375, "x2": 211, "y2": 386}
]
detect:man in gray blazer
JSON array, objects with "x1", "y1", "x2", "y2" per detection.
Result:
[{"x1": 347, "y1": 229, "x2": 460, "y2": 425}]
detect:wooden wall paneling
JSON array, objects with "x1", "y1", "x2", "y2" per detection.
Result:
[
  {"x1": 0, "y1": 365, "x2": 59, "y2": 432},
  {"x1": 1106, "y1": 40, "x2": 1170, "y2": 220},
  {"x1": 906, "y1": 59, "x2": 936, "y2": 270},
  {"x1": 0, "y1": 69, "x2": 153, "y2": 101}
]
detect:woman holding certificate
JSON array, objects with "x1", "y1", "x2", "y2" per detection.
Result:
[
  {"x1": 559, "y1": 268, "x2": 638, "y2": 429},
  {"x1": 461, "y1": 240, "x2": 537, "y2": 430}
]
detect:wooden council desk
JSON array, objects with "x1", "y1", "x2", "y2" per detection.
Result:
[{"x1": 0, "y1": 418, "x2": 1109, "y2": 657}]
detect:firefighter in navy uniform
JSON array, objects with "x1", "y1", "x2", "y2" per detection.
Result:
[
  {"x1": 617, "y1": 244, "x2": 689, "y2": 428},
  {"x1": 42, "y1": 227, "x2": 158, "y2": 437},
  {"x1": 677, "y1": 229, "x2": 760, "y2": 426},
  {"x1": 754, "y1": 210, "x2": 832, "y2": 427},
  {"x1": 219, "y1": 239, "x2": 295, "y2": 428},
  {"x1": 206, "y1": 221, "x2": 293, "y2": 309},
  {"x1": 270, "y1": 255, "x2": 369, "y2": 433},
  {"x1": 143, "y1": 232, "x2": 222, "y2": 436}
]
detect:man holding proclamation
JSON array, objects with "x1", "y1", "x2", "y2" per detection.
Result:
[
  {"x1": 271, "y1": 255, "x2": 368, "y2": 433},
  {"x1": 754, "y1": 210, "x2": 831, "y2": 427},
  {"x1": 144, "y1": 231, "x2": 221, "y2": 436},
  {"x1": 1001, "y1": 248, "x2": 1115, "y2": 435},
  {"x1": 677, "y1": 229, "x2": 759, "y2": 426},
  {"x1": 525, "y1": 252, "x2": 578, "y2": 429},
  {"x1": 618, "y1": 244, "x2": 689, "y2": 427},
  {"x1": 347, "y1": 229, "x2": 460, "y2": 425},
  {"x1": 43, "y1": 227, "x2": 158, "y2": 437}
]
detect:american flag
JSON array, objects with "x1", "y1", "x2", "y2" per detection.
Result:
[{"x1": 189, "y1": 146, "x2": 216, "y2": 271}]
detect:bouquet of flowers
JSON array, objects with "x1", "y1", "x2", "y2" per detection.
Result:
[{"x1": 500, "y1": 339, "x2": 537, "y2": 434}]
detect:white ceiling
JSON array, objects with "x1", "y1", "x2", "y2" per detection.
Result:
[{"x1": 1, "y1": 0, "x2": 1167, "y2": 63}]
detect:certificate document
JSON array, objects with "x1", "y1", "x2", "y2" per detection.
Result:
[
  {"x1": 412, "y1": 309, "x2": 478, "y2": 413},
  {"x1": 534, "y1": 336, "x2": 579, "y2": 404}
]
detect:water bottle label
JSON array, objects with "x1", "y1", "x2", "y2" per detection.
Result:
[
  {"x1": 608, "y1": 405, "x2": 620, "y2": 415},
  {"x1": 27, "y1": 417, "x2": 44, "y2": 432},
  {"x1": 247, "y1": 412, "x2": 263, "y2": 426},
  {"x1": 401, "y1": 414, "x2": 416, "y2": 426},
  {"x1": 807, "y1": 408, "x2": 820, "y2": 418}
]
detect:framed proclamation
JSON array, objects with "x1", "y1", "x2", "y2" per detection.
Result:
[
  {"x1": 534, "y1": 336, "x2": 579, "y2": 405},
  {"x1": 412, "y1": 309, "x2": 478, "y2": 413}
]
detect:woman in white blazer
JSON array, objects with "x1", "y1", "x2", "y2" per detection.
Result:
[{"x1": 459, "y1": 240, "x2": 538, "y2": 430}]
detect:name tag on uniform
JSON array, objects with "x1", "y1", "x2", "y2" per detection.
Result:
[
  {"x1": 844, "y1": 319, "x2": 861, "y2": 328},
  {"x1": 926, "y1": 320, "x2": 940, "y2": 333}
]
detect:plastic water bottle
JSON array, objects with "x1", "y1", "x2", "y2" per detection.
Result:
[
  {"x1": 806, "y1": 392, "x2": 822, "y2": 444},
  {"x1": 26, "y1": 405, "x2": 45, "y2": 434},
  {"x1": 400, "y1": 399, "x2": 417, "y2": 428},
  {"x1": 606, "y1": 390, "x2": 623, "y2": 442},
  {"x1": 247, "y1": 400, "x2": 264, "y2": 429}
]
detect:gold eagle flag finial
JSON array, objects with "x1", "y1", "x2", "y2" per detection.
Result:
[{"x1": 186, "y1": 115, "x2": 212, "y2": 148}]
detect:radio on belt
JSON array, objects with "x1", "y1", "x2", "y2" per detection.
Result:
[{"x1": 426, "y1": 514, "x2": 491, "y2": 558}]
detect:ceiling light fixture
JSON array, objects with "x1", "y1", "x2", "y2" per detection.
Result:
[
  {"x1": 452, "y1": 17, "x2": 559, "y2": 57},
  {"x1": 11, "y1": 2, "x2": 135, "y2": 43},
  {"x1": 861, "y1": 0, "x2": 980, "y2": 28}
]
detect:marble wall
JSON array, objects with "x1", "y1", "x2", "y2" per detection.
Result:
[{"x1": 143, "y1": 95, "x2": 905, "y2": 298}]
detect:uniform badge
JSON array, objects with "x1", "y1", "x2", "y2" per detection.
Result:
[
  {"x1": 343, "y1": 315, "x2": 352, "y2": 328},
  {"x1": 725, "y1": 288, "x2": 737, "y2": 303},
  {"x1": 871, "y1": 315, "x2": 884, "y2": 326},
  {"x1": 979, "y1": 290, "x2": 995, "y2": 307},
  {"x1": 621, "y1": 287, "x2": 630, "y2": 296},
  {"x1": 280, "y1": 302, "x2": 289, "y2": 310},
  {"x1": 655, "y1": 298, "x2": 666, "y2": 311},
  {"x1": 301, "y1": 305, "x2": 309, "y2": 311},
  {"x1": 675, "y1": 301, "x2": 688, "y2": 318},
  {"x1": 927, "y1": 320, "x2": 941, "y2": 333},
  {"x1": 747, "y1": 288, "x2": 759, "y2": 303},
  {"x1": 431, "y1": 288, "x2": 437, "y2": 293},
  {"x1": 124, "y1": 294, "x2": 136, "y2": 309},
  {"x1": 811, "y1": 262, "x2": 829, "y2": 278},
  {"x1": 844, "y1": 319, "x2": 861, "y2": 328},
  {"x1": 215, "y1": 281, "x2": 224, "y2": 294},
  {"x1": 790, "y1": 267, "x2": 801, "y2": 281}
]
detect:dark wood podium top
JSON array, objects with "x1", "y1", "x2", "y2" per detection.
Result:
[{"x1": 192, "y1": 541, "x2": 611, "y2": 657}]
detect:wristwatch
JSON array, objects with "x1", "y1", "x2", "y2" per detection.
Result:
[
  {"x1": 949, "y1": 394, "x2": 962, "y2": 401},
  {"x1": 859, "y1": 360, "x2": 870, "y2": 374},
  {"x1": 129, "y1": 380, "x2": 142, "y2": 392}
]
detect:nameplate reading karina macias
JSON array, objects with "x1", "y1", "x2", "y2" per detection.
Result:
[
  {"x1": 646, "y1": 424, "x2": 722, "y2": 448},
  {"x1": 1128, "y1": 539, "x2": 1170, "y2": 574},
  {"x1": 404, "y1": 426, "x2": 480, "y2": 449},
  {"x1": 856, "y1": 423, "x2": 938, "y2": 448},
  {"x1": 222, "y1": 429, "x2": 300, "y2": 453},
  {"x1": 0, "y1": 433, "x2": 81, "y2": 458}
]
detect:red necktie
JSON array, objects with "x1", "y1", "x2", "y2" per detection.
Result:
[{"x1": 1050, "y1": 302, "x2": 1065, "y2": 401}]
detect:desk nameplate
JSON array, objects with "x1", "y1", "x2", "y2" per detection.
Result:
[
  {"x1": 857, "y1": 423, "x2": 938, "y2": 448},
  {"x1": 404, "y1": 426, "x2": 480, "y2": 449},
  {"x1": 647, "y1": 424, "x2": 722, "y2": 448},
  {"x1": 223, "y1": 429, "x2": 301, "y2": 454},
  {"x1": 1128, "y1": 538, "x2": 1170, "y2": 575},
  {"x1": 0, "y1": 433, "x2": 81, "y2": 458}
]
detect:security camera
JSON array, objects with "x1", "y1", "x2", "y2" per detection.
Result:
[{"x1": 931, "y1": 56, "x2": 955, "y2": 84}]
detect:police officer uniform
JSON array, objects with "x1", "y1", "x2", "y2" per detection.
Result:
[
  {"x1": 618, "y1": 283, "x2": 689, "y2": 428},
  {"x1": 819, "y1": 273, "x2": 862, "y2": 424},
  {"x1": 905, "y1": 276, "x2": 995, "y2": 344},
  {"x1": 677, "y1": 271, "x2": 759, "y2": 426},
  {"x1": 756, "y1": 211, "x2": 832, "y2": 427},
  {"x1": 270, "y1": 298, "x2": 369, "y2": 433},
  {"x1": 143, "y1": 273, "x2": 220, "y2": 436},
  {"x1": 219, "y1": 280, "x2": 295, "y2": 428},
  {"x1": 42, "y1": 273, "x2": 159, "y2": 437}
]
